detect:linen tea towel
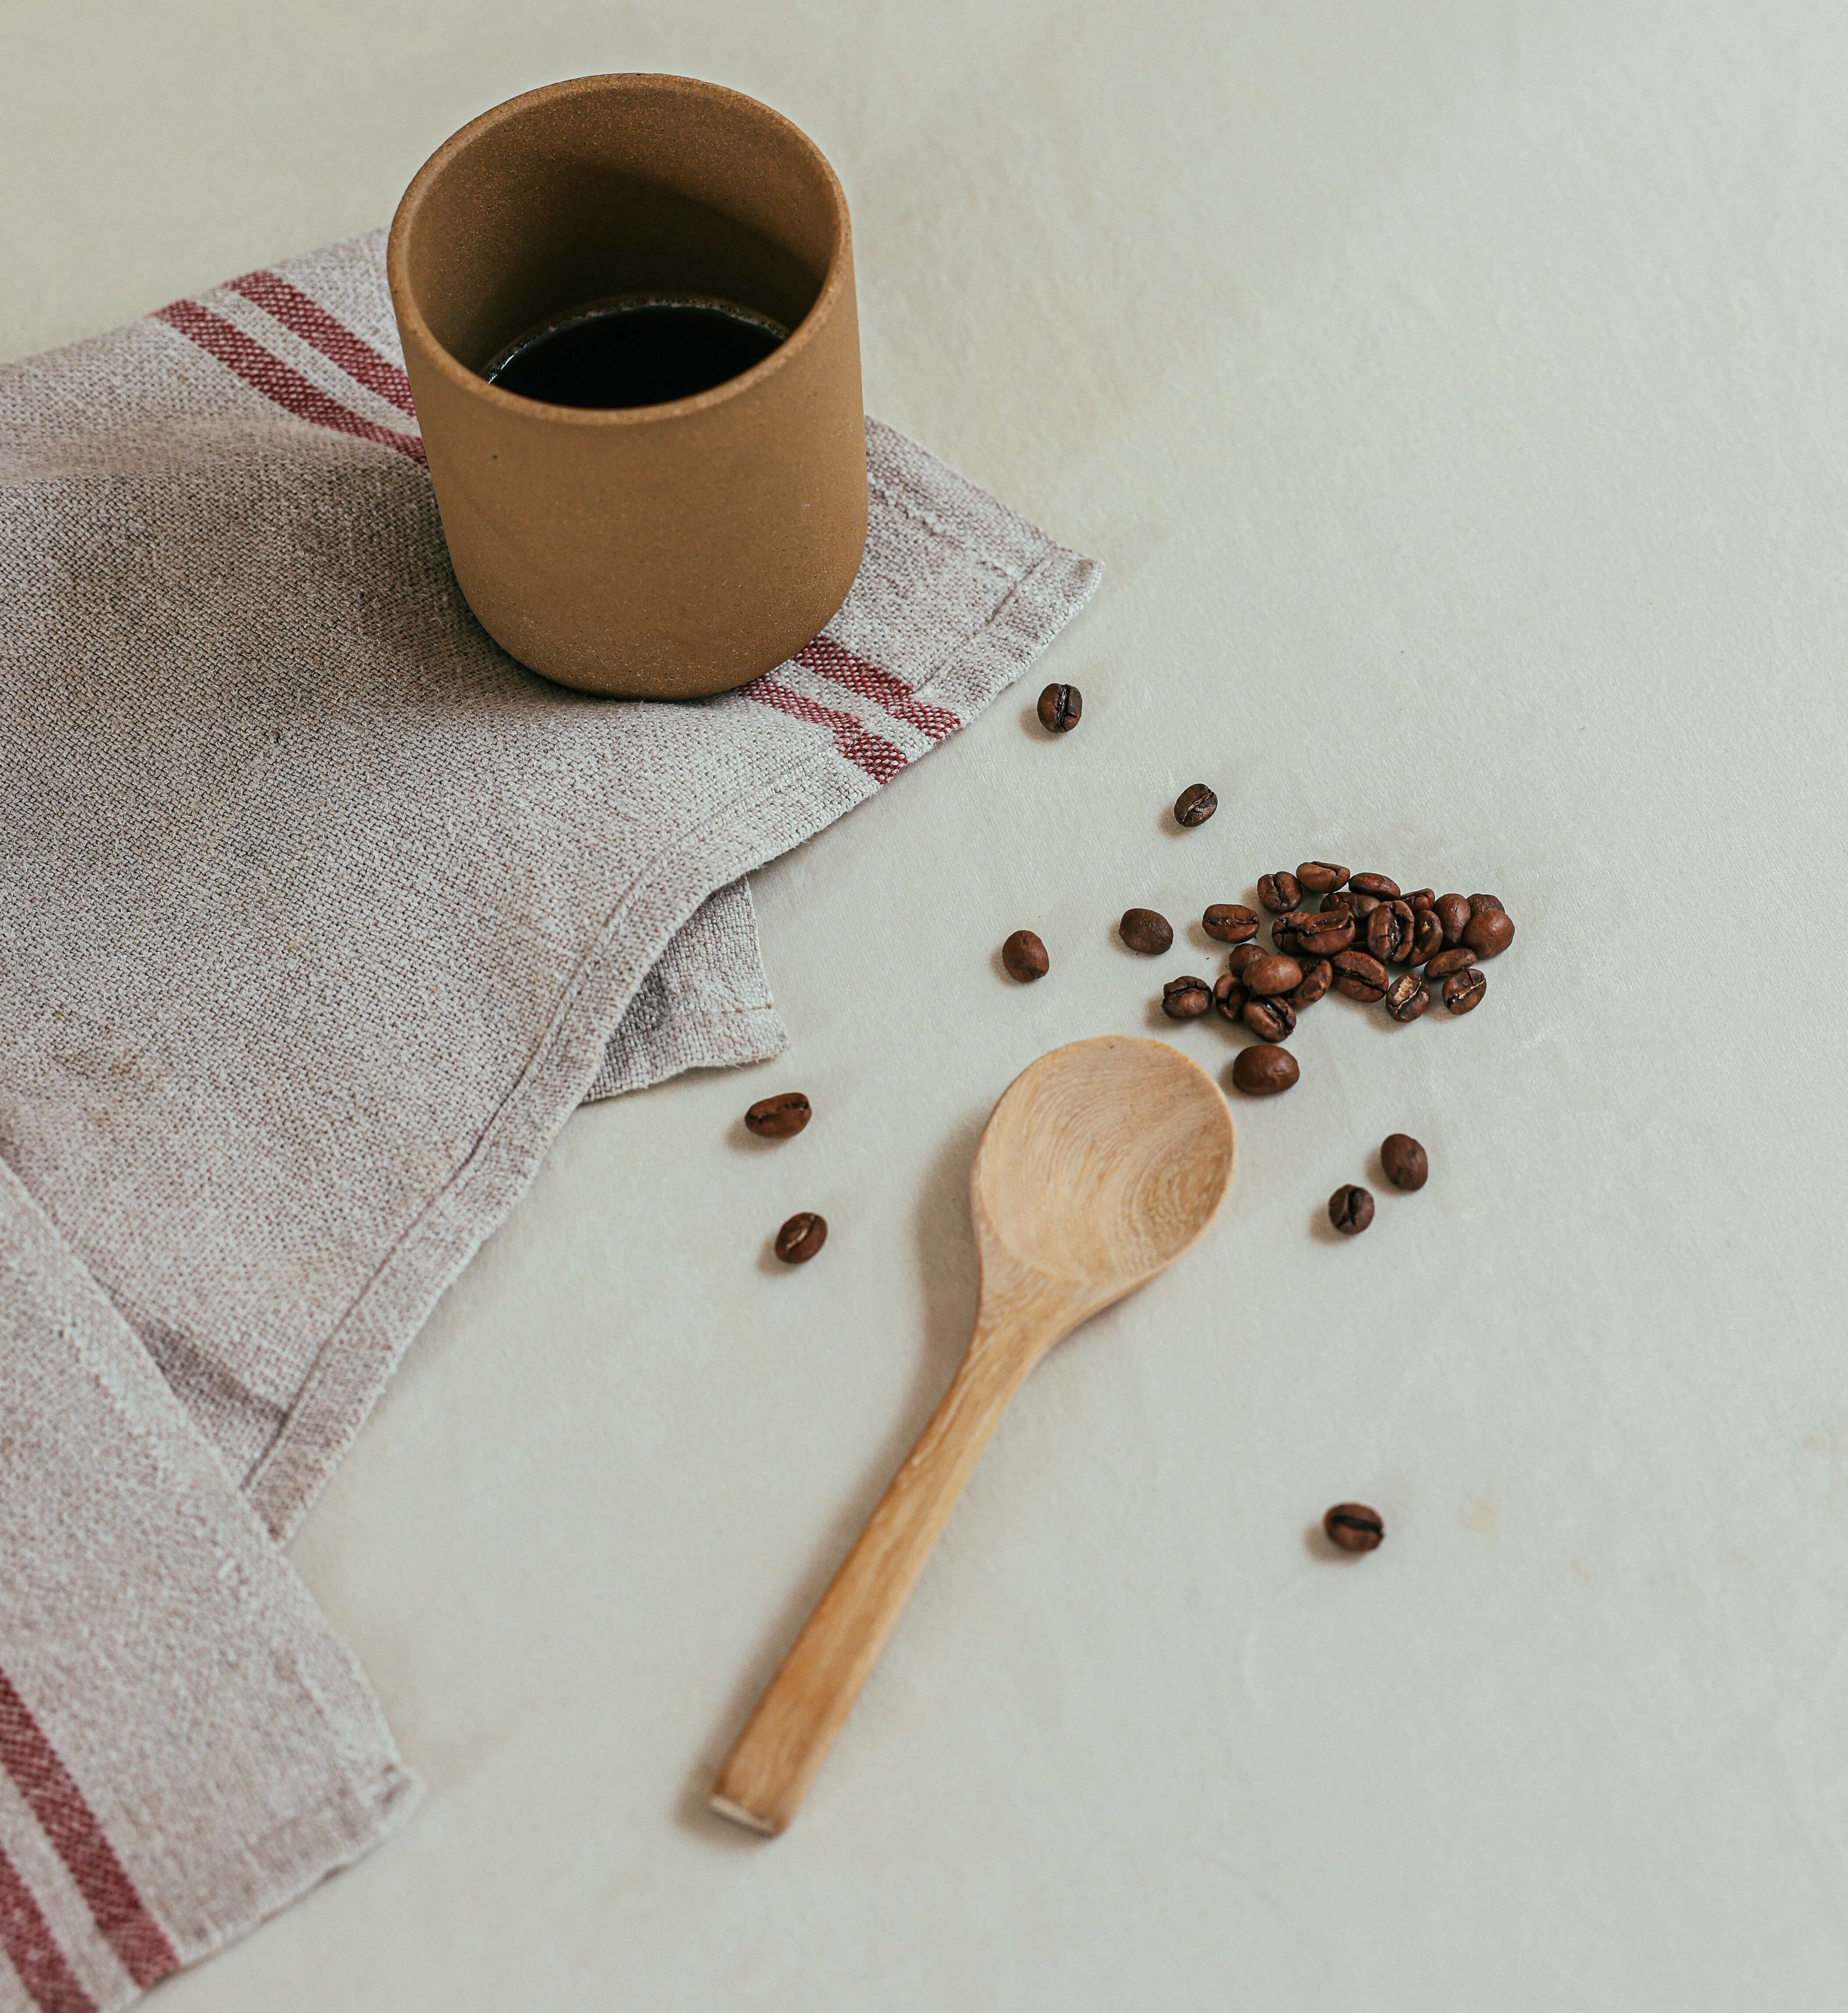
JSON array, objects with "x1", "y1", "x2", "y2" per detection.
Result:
[{"x1": 0, "y1": 228, "x2": 1098, "y2": 2006}]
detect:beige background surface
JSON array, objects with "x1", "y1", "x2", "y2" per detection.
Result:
[{"x1": 6, "y1": 2, "x2": 1848, "y2": 2006}]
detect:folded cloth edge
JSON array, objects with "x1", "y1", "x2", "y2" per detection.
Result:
[{"x1": 243, "y1": 512, "x2": 1099, "y2": 1540}]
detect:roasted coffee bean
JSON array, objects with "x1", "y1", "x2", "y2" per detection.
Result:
[
  {"x1": 1243, "y1": 994, "x2": 1296, "y2": 1041},
  {"x1": 1120, "y1": 907, "x2": 1174, "y2": 954},
  {"x1": 1468, "y1": 893, "x2": 1504, "y2": 914},
  {"x1": 1162, "y1": 975, "x2": 1212, "y2": 1019},
  {"x1": 1411, "y1": 908, "x2": 1444, "y2": 964},
  {"x1": 1226, "y1": 943, "x2": 1267, "y2": 981},
  {"x1": 1381, "y1": 1133, "x2": 1428, "y2": 1190},
  {"x1": 1383, "y1": 972, "x2": 1429, "y2": 1022},
  {"x1": 1175, "y1": 783, "x2": 1218, "y2": 827},
  {"x1": 1296, "y1": 860, "x2": 1350, "y2": 895},
  {"x1": 1443, "y1": 967, "x2": 1486, "y2": 1014},
  {"x1": 1433, "y1": 893, "x2": 1472, "y2": 947},
  {"x1": 1231, "y1": 1044, "x2": 1299, "y2": 1095},
  {"x1": 1291, "y1": 958, "x2": 1332, "y2": 1008},
  {"x1": 1349, "y1": 871, "x2": 1400, "y2": 899},
  {"x1": 1257, "y1": 871, "x2": 1302, "y2": 914},
  {"x1": 1331, "y1": 950, "x2": 1389, "y2": 1002},
  {"x1": 1323, "y1": 1503, "x2": 1385, "y2": 1553},
  {"x1": 1328, "y1": 1184, "x2": 1375, "y2": 1235},
  {"x1": 1243, "y1": 953, "x2": 1302, "y2": 997},
  {"x1": 1297, "y1": 909, "x2": 1356, "y2": 957},
  {"x1": 1036, "y1": 682, "x2": 1082, "y2": 732},
  {"x1": 1349, "y1": 892, "x2": 1381, "y2": 922},
  {"x1": 1213, "y1": 974, "x2": 1249, "y2": 1023},
  {"x1": 1462, "y1": 907, "x2": 1515, "y2": 958},
  {"x1": 744, "y1": 1091, "x2": 812, "y2": 1139},
  {"x1": 1366, "y1": 900, "x2": 1415, "y2": 965},
  {"x1": 774, "y1": 1211, "x2": 828, "y2": 1264},
  {"x1": 1002, "y1": 929, "x2": 1050, "y2": 982},
  {"x1": 1423, "y1": 947, "x2": 1476, "y2": 980},
  {"x1": 1203, "y1": 902, "x2": 1260, "y2": 944},
  {"x1": 1319, "y1": 889, "x2": 1357, "y2": 914},
  {"x1": 1405, "y1": 888, "x2": 1435, "y2": 911},
  {"x1": 1271, "y1": 911, "x2": 1311, "y2": 953}
]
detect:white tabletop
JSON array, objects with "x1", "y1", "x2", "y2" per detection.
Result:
[{"x1": 8, "y1": 4, "x2": 1848, "y2": 2007}]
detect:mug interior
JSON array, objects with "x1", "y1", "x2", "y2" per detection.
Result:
[{"x1": 398, "y1": 77, "x2": 842, "y2": 386}]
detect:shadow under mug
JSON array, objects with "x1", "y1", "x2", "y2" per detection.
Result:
[{"x1": 387, "y1": 74, "x2": 868, "y2": 699}]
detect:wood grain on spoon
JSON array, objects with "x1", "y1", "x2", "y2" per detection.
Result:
[{"x1": 709, "y1": 1035, "x2": 1236, "y2": 1836}]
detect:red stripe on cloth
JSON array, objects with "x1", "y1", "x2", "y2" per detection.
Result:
[
  {"x1": 225, "y1": 269, "x2": 419, "y2": 418},
  {"x1": 794, "y1": 636, "x2": 961, "y2": 743},
  {"x1": 152, "y1": 300, "x2": 427, "y2": 465},
  {"x1": 0, "y1": 1669, "x2": 177, "y2": 1989},
  {"x1": 741, "y1": 676, "x2": 908, "y2": 784},
  {"x1": 0, "y1": 1846, "x2": 96, "y2": 2013}
]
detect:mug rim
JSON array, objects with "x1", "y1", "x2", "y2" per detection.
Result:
[{"x1": 387, "y1": 72, "x2": 852, "y2": 429}]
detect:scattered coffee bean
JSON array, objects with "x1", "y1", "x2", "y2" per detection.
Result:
[
  {"x1": 1328, "y1": 1184, "x2": 1375, "y2": 1235},
  {"x1": 1120, "y1": 907, "x2": 1174, "y2": 955},
  {"x1": 1423, "y1": 947, "x2": 1476, "y2": 980},
  {"x1": 1296, "y1": 860, "x2": 1350, "y2": 895},
  {"x1": 1162, "y1": 975, "x2": 1212, "y2": 1019},
  {"x1": 1443, "y1": 967, "x2": 1486, "y2": 1013},
  {"x1": 1381, "y1": 1133, "x2": 1428, "y2": 1190},
  {"x1": 1291, "y1": 958, "x2": 1332, "y2": 1008},
  {"x1": 1225, "y1": 943, "x2": 1267, "y2": 981},
  {"x1": 1468, "y1": 893, "x2": 1504, "y2": 914},
  {"x1": 1213, "y1": 974, "x2": 1248, "y2": 1023},
  {"x1": 1383, "y1": 972, "x2": 1430, "y2": 1022},
  {"x1": 1349, "y1": 892, "x2": 1381, "y2": 922},
  {"x1": 1349, "y1": 871, "x2": 1400, "y2": 899},
  {"x1": 1462, "y1": 907, "x2": 1515, "y2": 958},
  {"x1": 1297, "y1": 909, "x2": 1356, "y2": 957},
  {"x1": 774, "y1": 1211, "x2": 828, "y2": 1264},
  {"x1": 1433, "y1": 893, "x2": 1472, "y2": 947},
  {"x1": 1203, "y1": 902, "x2": 1260, "y2": 944},
  {"x1": 1331, "y1": 949, "x2": 1389, "y2": 1002},
  {"x1": 1319, "y1": 890, "x2": 1357, "y2": 914},
  {"x1": 1271, "y1": 910, "x2": 1310, "y2": 952},
  {"x1": 1323, "y1": 1502, "x2": 1385, "y2": 1553},
  {"x1": 744, "y1": 1091, "x2": 812, "y2": 1139},
  {"x1": 1366, "y1": 900, "x2": 1415, "y2": 965},
  {"x1": 1243, "y1": 952, "x2": 1302, "y2": 997},
  {"x1": 1036, "y1": 682, "x2": 1082, "y2": 733},
  {"x1": 1175, "y1": 783, "x2": 1218, "y2": 827},
  {"x1": 1411, "y1": 908, "x2": 1444, "y2": 963},
  {"x1": 1001, "y1": 929, "x2": 1050, "y2": 982},
  {"x1": 1243, "y1": 994, "x2": 1296, "y2": 1041},
  {"x1": 1257, "y1": 871, "x2": 1302, "y2": 914},
  {"x1": 1231, "y1": 1044, "x2": 1299, "y2": 1095},
  {"x1": 1405, "y1": 887, "x2": 1435, "y2": 908}
]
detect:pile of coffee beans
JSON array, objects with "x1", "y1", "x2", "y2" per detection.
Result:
[
  {"x1": 1154, "y1": 865, "x2": 1516, "y2": 1093},
  {"x1": 1231, "y1": 866, "x2": 1511, "y2": 1026}
]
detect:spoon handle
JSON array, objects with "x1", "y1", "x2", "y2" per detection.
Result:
[{"x1": 709, "y1": 1336, "x2": 1029, "y2": 1835}]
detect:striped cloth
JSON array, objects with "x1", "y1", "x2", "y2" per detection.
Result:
[{"x1": 0, "y1": 230, "x2": 1097, "y2": 2009}]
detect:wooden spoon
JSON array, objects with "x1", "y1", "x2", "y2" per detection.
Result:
[{"x1": 709, "y1": 1035, "x2": 1236, "y2": 1836}]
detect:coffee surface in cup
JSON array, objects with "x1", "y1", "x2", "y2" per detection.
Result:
[{"x1": 483, "y1": 295, "x2": 787, "y2": 408}]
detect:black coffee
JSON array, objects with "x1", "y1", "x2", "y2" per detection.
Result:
[{"x1": 483, "y1": 296, "x2": 787, "y2": 409}]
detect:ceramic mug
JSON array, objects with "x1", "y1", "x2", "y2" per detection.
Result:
[{"x1": 387, "y1": 74, "x2": 867, "y2": 699}]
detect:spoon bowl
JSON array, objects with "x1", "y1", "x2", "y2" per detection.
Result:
[
  {"x1": 974, "y1": 1034, "x2": 1238, "y2": 1325},
  {"x1": 710, "y1": 1037, "x2": 1234, "y2": 1835}
]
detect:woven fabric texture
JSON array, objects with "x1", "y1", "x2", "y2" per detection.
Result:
[{"x1": 0, "y1": 229, "x2": 1097, "y2": 2007}]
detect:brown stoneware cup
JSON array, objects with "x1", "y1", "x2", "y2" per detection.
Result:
[{"x1": 388, "y1": 75, "x2": 868, "y2": 698}]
